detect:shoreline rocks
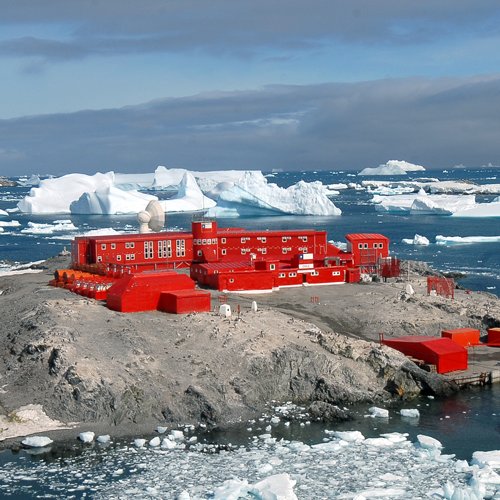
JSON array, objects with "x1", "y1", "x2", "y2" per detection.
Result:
[{"x1": 0, "y1": 256, "x2": 498, "y2": 444}]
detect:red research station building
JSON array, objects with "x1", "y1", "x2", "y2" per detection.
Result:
[{"x1": 60, "y1": 219, "x2": 393, "y2": 312}]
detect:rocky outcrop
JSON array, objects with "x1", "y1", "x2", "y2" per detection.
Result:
[{"x1": 1, "y1": 257, "x2": 493, "y2": 434}]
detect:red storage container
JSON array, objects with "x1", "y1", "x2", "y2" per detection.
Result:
[{"x1": 441, "y1": 328, "x2": 481, "y2": 347}]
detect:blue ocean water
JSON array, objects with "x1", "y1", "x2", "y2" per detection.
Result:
[{"x1": 1, "y1": 167, "x2": 499, "y2": 294}]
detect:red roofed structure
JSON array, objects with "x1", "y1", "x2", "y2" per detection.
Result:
[{"x1": 382, "y1": 336, "x2": 468, "y2": 374}]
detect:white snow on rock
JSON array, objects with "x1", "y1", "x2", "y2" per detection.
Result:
[
  {"x1": 78, "y1": 431, "x2": 95, "y2": 443},
  {"x1": 206, "y1": 171, "x2": 341, "y2": 216},
  {"x1": 18, "y1": 172, "x2": 115, "y2": 214},
  {"x1": 21, "y1": 436, "x2": 53, "y2": 448},
  {"x1": 400, "y1": 409, "x2": 420, "y2": 418},
  {"x1": 359, "y1": 160, "x2": 426, "y2": 176},
  {"x1": 133, "y1": 438, "x2": 146, "y2": 448},
  {"x1": 402, "y1": 234, "x2": 430, "y2": 246},
  {"x1": 70, "y1": 186, "x2": 158, "y2": 215},
  {"x1": 97, "y1": 435, "x2": 111, "y2": 444}
]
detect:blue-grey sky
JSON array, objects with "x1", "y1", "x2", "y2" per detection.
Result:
[{"x1": 1, "y1": 1, "x2": 500, "y2": 175}]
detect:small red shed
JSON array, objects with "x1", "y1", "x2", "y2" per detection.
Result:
[
  {"x1": 106, "y1": 271, "x2": 195, "y2": 312},
  {"x1": 441, "y1": 328, "x2": 481, "y2": 347},
  {"x1": 158, "y1": 290, "x2": 211, "y2": 314},
  {"x1": 382, "y1": 336, "x2": 468, "y2": 374},
  {"x1": 487, "y1": 327, "x2": 500, "y2": 347},
  {"x1": 345, "y1": 234, "x2": 390, "y2": 269}
]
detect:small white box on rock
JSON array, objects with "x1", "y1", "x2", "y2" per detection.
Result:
[{"x1": 219, "y1": 304, "x2": 231, "y2": 317}]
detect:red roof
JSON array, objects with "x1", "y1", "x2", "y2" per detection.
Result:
[
  {"x1": 384, "y1": 336, "x2": 465, "y2": 354},
  {"x1": 84, "y1": 231, "x2": 192, "y2": 242},
  {"x1": 345, "y1": 233, "x2": 389, "y2": 241}
]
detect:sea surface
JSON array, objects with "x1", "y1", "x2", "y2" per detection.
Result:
[{"x1": 0, "y1": 167, "x2": 499, "y2": 498}]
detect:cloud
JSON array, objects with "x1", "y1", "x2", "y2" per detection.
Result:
[
  {"x1": 1, "y1": 75, "x2": 499, "y2": 175},
  {"x1": 1, "y1": 1, "x2": 499, "y2": 62}
]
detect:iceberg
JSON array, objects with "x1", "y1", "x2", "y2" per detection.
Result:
[
  {"x1": 451, "y1": 200, "x2": 500, "y2": 218},
  {"x1": 153, "y1": 166, "x2": 259, "y2": 193},
  {"x1": 18, "y1": 172, "x2": 115, "y2": 214},
  {"x1": 159, "y1": 172, "x2": 216, "y2": 213},
  {"x1": 402, "y1": 234, "x2": 430, "y2": 246},
  {"x1": 436, "y1": 235, "x2": 500, "y2": 245},
  {"x1": 70, "y1": 186, "x2": 158, "y2": 214},
  {"x1": 372, "y1": 190, "x2": 476, "y2": 215},
  {"x1": 359, "y1": 160, "x2": 426, "y2": 176},
  {"x1": 206, "y1": 171, "x2": 341, "y2": 216},
  {"x1": 17, "y1": 174, "x2": 41, "y2": 187}
]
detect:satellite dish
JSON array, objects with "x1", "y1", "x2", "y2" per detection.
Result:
[{"x1": 138, "y1": 200, "x2": 165, "y2": 233}]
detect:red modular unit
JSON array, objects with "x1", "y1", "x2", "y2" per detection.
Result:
[
  {"x1": 345, "y1": 268, "x2": 361, "y2": 283},
  {"x1": 441, "y1": 328, "x2": 481, "y2": 347},
  {"x1": 487, "y1": 328, "x2": 500, "y2": 347},
  {"x1": 106, "y1": 271, "x2": 195, "y2": 312},
  {"x1": 382, "y1": 336, "x2": 468, "y2": 374},
  {"x1": 345, "y1": 233, "x2": 390, "y2": 269},
  {"x1": 158, "y1": 290, "x2": 211, "y2": 314},
  {"x1": 216, "y1": 228, "x2": 328, "y2": 262}
]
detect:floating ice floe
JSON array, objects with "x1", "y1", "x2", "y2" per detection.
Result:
[
  {"x1": 472, "y1": 450, "x2": 500, "y2": 469},
  {"x1": 78, "y1": 431, "x2": 95, "y2": 443},
  {"x1": 149, "y1": 437, "x2": 161, "y2": 447},
  {"x1": 366, "y1": 407, "x2": 389, "y2": 418},
  {"x1": 372, "y1": 190, "x2": 476, "y2": 215},
  {"x1": 97, "y1": 435, "x2": 111, "y2": 444},
  {"x1": 359, "y1": 160, "x2": 426, "y2": 176},
  {"x1": 21, "y1": 436, "x2": 53, "y2": 448},
  {"x1": 402, "y1": 234, "x2": 430, "y2": 246},
  {"x1": 436, "y1": 235, "x2": 500, "y2": 245},
  {"x1": 0, "y1": 220, "x2": 21, "y2": 228},
  {"x1": 400, "y1": 409, "x2": 420, "y2": 418},
  {"x1": 20, "y1": 220, "x2": 78, "y2": 235},
  {"x1": 0, "y1": 209, "x2": 8, "y2": 217},
  {"x1": 417, "y1": 434, "x2": 443, "y2": 449},
  {"x1": 451, "y1": 200, "x2": 500, "y2": 218}
]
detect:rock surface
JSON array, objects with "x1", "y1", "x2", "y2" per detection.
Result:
[{"x1": 0, "y1": 257, "x2": 498, "y2": 439}]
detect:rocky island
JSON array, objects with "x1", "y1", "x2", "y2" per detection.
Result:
[{"x1": 0, "y1": 257, "x2": 498, "y2": 444}]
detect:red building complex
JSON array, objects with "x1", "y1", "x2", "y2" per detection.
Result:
[{"x1": 52, "y1": 219, "x2": 394, "y2": 313}]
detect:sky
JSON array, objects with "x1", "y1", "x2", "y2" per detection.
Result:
[{"x1": 1, "y1": 0, "x2": 500, "y2": 176}]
